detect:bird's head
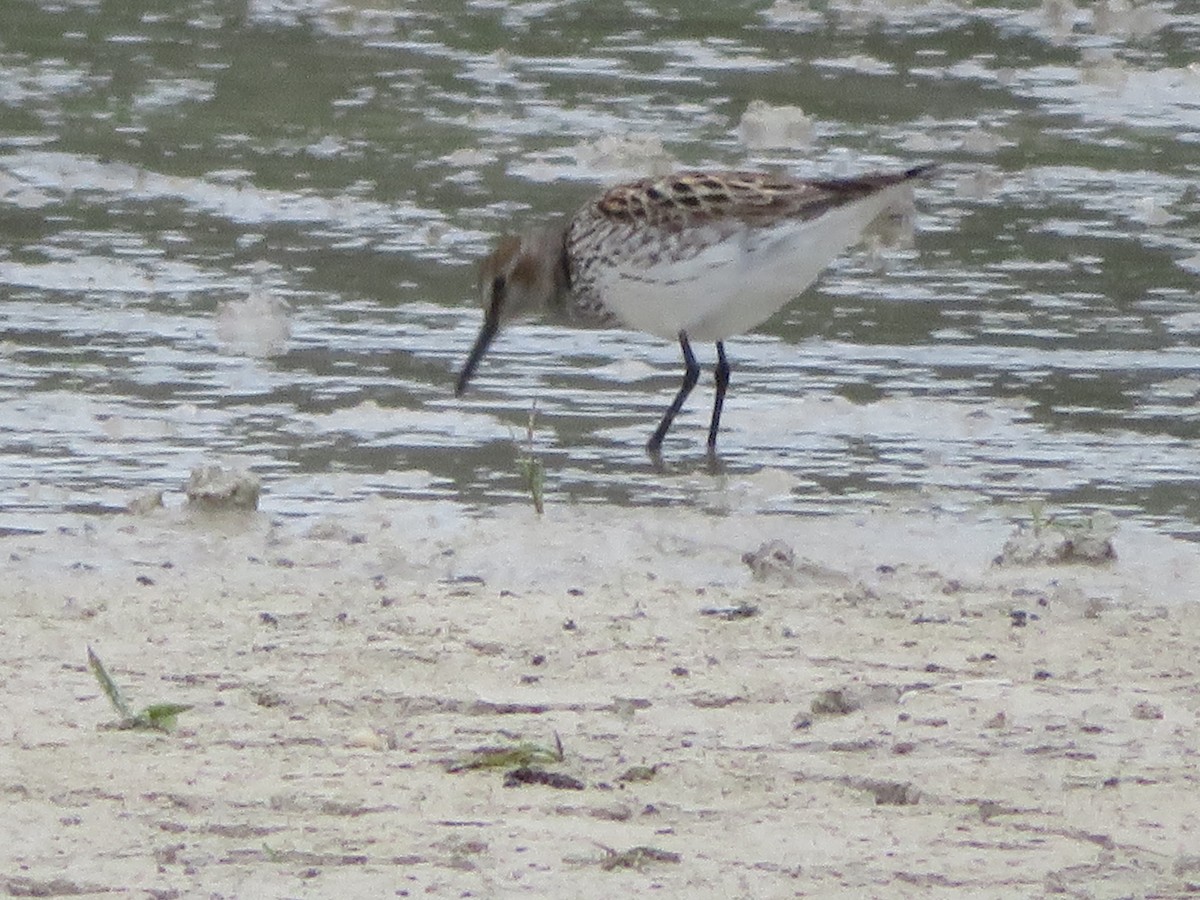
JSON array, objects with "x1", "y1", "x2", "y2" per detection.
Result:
[{"x1": 455, "y1": 227, "x2": 567, "y2": 397}]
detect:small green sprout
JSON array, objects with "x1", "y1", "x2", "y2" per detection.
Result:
[
  {"x1": 516, "y1": 402, "x2": 545, "y2": 515},
  {"x1": 87, "y1": 646, "x2": 192, "y2": 732}
]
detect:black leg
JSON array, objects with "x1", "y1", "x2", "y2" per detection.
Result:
[
  {"x1": 647, "y1": 331, "x2": 700, "y2": 458},
  {"x1": 707, "y1": 341, "x2": 730, "y2": 453}
]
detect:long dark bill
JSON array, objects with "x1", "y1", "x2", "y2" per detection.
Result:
[{"x1": 454, "y1": 310, "x2": 499, "y2": 397}]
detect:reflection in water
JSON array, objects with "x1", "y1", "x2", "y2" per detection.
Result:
[{"x1": 1, "y1": 1, "x2": 1199, "y2": 537}]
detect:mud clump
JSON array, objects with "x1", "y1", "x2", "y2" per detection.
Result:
[
  {"x1": 994, "y1": 516, "x2": 1117, "y2": 566},
  {"x1": 185, "y1": 465, "x2": 261, "y2": 511}
]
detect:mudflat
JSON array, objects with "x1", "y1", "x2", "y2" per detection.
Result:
[{"x1": 4, "y1": 497, "x2": 1199, "y2": 897}]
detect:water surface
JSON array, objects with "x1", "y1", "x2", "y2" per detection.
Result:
[{"x1": 2, "y1": 0, "x2": 1199, "y2": 536}]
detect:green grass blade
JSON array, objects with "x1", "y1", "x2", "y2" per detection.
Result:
[
  {"x1": 87, "y1": 646, "x2": 132, "y2": 720},
  {"x1": 135, "y1": 703, "x2": 193, "y2": 732}
]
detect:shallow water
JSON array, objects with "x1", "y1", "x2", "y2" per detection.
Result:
[{"x1": 2, "y1": 0, "x2": 1199, "y2": 537}]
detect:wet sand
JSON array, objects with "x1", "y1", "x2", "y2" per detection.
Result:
[{"x1": 4, "y1": 495, "x2": 1200, "y2": 897}]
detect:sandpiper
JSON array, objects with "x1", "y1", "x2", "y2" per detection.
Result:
[{"x1": 455, "y1": 164, "x2": 936, "y2": 458}]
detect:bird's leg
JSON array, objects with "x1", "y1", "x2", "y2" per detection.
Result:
[
  {"x1": 647, "y1": 331, "x2": 700, "y2": 459},
  {"x1": 707, "y1": 340, "x2": 730, "y2": 454}
]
